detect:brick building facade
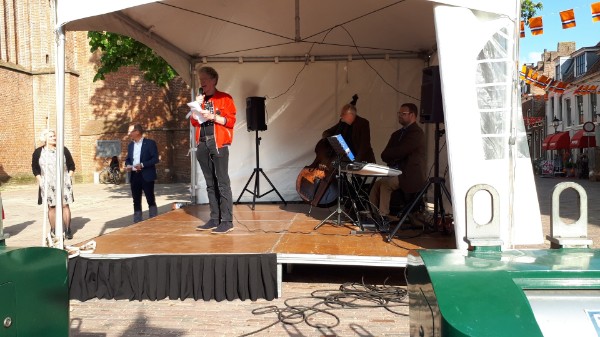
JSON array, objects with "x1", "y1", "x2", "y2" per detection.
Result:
[{"x1": 0, "y1": 1, "x2": 192, "y2": 185}]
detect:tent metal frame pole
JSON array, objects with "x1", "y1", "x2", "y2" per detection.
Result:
[{"x1": 54, "y1": 19, "x2": 65, "y2": 249}]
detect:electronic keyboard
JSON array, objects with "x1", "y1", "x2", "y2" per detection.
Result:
[{"x1": 341, "y1": 162, "x2": 402, "y2": 177}]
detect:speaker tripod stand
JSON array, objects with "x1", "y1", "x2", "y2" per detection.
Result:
[
  {"x1": 386, "y1": 122, "x2": 452, "y2": 242},
  {"x1": 236, "y1": 129, "x2": 286, "y2": 210}
]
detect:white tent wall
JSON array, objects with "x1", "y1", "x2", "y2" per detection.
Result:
[
  {"x1": 434, "y1": 4, "x2": 543, "y2": 249},
  {"x1": 208, "y1": 58, "x2": 428, "y2": 202}
]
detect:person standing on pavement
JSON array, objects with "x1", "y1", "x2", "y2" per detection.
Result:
[
  {"x1": 125, "y1": 124, "x2": 159, "y2": 223},
  {"x1": 191, "y1": 66, "x2": 237, "y2": 234},
  {"x1": 31, "y1": 129, "x2": 76, "y2": 239}
]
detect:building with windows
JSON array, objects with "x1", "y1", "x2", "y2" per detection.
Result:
[
  {"x1": 545, "y1": 42, "x2": 600, "y2": 178},
  {"x1": 522, "y1": 42, "x2": 576, "y2": 162}
]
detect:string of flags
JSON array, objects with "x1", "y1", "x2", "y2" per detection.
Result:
[
  {"x1": 520, "y1": 1, "x2": 600, "y2": 37},
  {"x1": 519, "y1": 65, "x2": 600, "y2": 97}
]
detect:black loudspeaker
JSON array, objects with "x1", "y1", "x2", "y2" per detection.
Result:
[
  {"x1": 246, "y1": 96, "x2": 267, "y2": 131},
  {"x1": 419, "y1": 66, "x2": 444, "y2": 124}
]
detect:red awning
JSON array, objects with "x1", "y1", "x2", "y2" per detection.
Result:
[
  {"x1": 570, "y1": 129, "x2": 596, "y2": 148},
  {"x1": 542, "y1": 134, "x2": 554, "y2": 151},
  {"x1": 547, "y1": 132, "x2": 570, "y2": 150}
]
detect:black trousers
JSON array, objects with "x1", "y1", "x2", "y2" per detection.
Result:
[
  {"x1": 196, "y1": 138, "x2": 233, "y2": 222},
  {"x1": 130, "y1": 172, "x2": 156, "y2": 212}
]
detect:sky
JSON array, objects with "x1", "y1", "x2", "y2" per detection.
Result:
[{"x1": 519, "y1": 0, "x2": 600, "y2": 65}]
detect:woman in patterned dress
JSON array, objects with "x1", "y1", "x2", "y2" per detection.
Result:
[{"x1": 31, "y1": 129, "x2": 76, "y2": 240}]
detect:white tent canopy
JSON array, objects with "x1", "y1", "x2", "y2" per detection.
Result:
[
  {"x1": 54, "y1": 0, "x2": 543, "y2": 249},
  {"x1": 58, "y1": 0, "x2": 439, "y2": 84}
]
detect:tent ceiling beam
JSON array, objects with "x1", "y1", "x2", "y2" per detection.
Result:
[
  {"x1": 192, "y1": 52, "x2": 428, "y2": 65},
  {"x1": 114, "y1": 11, "x2": 192, "y2": 64}
]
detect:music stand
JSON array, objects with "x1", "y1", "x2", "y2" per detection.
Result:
[
  {"x1": 235, "y1": 129, "x2": 286, "y2": 210},
  {"x1": 314, "y1": 135, "x2": 359, "y2": 230}
]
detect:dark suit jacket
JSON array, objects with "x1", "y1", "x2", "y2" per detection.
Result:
[
  {"x1": 381, "y1": 122, "x2": 426, "y2": 194},
  {"x1": 125, "y1": 138, "x2": 159, "y2": 182},
  {"x1": 323, "y1": 115, "x2": 376, "y2": 163}
]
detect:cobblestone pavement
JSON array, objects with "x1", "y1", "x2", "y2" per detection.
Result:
[{"x1": 0, "y1": 176, "x2": 598, "y2": 337}]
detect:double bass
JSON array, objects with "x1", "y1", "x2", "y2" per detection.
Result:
[{"x1": 295, "y1": 94, "x2": 358, "y2": 207}]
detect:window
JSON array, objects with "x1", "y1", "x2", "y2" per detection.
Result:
[
  {"x1": 592, "y1": 94, "x2": 598, "y2": 122},
  {"x1": 576, "y1": 95, "x2": 584, "y2": 124},
  {"x1": 551, "y1": 96, "x2": 555, "y2": 117},
  {"x1": 555, "y1": 65, "x2": 561, "y2": 81},
  {"x1": 558, "y1": 97, "x2": 563, "y2": 126},
  {"x1": 575, "y1": 54, "x2": 586, "y2": 77},
  {"x1": 566, "y1": 98, "x2": 572, "y2": 126}
]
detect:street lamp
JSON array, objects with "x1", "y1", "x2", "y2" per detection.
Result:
[{"x1": 552, "y1": 116, "x2": 561, "y2": 133}]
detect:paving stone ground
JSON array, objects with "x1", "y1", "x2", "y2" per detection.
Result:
[{"x1": 1, "y1": 176, "x2": 598, "y2": 337}]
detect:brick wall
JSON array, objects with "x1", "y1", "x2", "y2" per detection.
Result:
[{"x1": 0, "y1": 2, "x2": 193, "y2": 185}]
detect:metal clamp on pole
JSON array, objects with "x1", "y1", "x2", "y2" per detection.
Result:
[
  {"x1": 464, "y1": 184, "x2": 502, "y2": 250},
  {"x1": 547, "y1": 182, "x2": 592, "y2": 249}
]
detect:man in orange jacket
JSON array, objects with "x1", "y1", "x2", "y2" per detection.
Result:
[{"x1": 191, "y1": 66, "x2": 237, "y2": 234}]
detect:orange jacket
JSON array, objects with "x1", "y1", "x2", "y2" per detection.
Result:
[{"x1": 191, "y1": 90, "x2": 237, "y2": 149}]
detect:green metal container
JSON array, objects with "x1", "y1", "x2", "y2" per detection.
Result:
[
  {"x1": 407, "y1": 248, "x2": 600, "y2": 337},
  {"x1": 0, "y1": 246, "x2": 69, "y2": 336}
]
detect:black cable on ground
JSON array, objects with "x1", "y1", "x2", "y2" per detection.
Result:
[{"x1": 238, "y1": 279, "x2": 408, "y2": 337}]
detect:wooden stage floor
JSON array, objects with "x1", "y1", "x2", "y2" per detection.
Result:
[{"x1": 82, "y1": 203, "x2": 455, "y2": 268}]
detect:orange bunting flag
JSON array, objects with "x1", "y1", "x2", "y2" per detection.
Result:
[
  {"x1": 535, "y1": 75, "x2": 550, "y2": 88},
  {"x1": 592, "y1": 2, "x2": 600, "y2": 22},
  {"x1": 560, "y1": 9, "x2": 576, "y2": 29},
  {"x1": 555, "y1": 82, "x2": 567, "y2": 93},
  {"x1": 529, "y1": 16, "x2": 544, "y2": 35},
  {"x1": 519, "y1": 65, "x2": 527, "y2": 80},
  {"x1": 525, "y1": 68, "x2": 534, "y2": 84},
  {"x1": 520, "y1": 21, "x2": 525, "y2": 38}
]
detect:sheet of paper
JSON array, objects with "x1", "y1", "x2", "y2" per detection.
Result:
[{"x1": 186, "y1": 101, "x2": 208, "y2": 123}]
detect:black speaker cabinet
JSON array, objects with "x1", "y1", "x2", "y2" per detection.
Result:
[
  {"x1": 246, "y1": 96, "x2": 267, "y2": 131},
  {"x1": 419, "y1": 66, "x2": 444, "y2": 124}
]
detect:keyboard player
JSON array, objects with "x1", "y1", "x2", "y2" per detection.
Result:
[{"x1": 369, "y1": 103, "x2": 426, "y2": 222}]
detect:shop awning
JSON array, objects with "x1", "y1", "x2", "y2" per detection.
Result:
[
  {"x1": 546, "y1": 132, "x2": 571, "y2": 150},
  {"x1": 542, "y1": 134, "x2": 554, "y2": 151},
  {"x1": 570, "y1": 129, "x2": 596, "y2": 148}
]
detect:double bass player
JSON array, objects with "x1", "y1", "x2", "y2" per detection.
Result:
[
  {"x1": 296, "y1": 97, "x2": 376, "y2": 208},
  {"x1": 322, "y1": 102, "x2": 376, "y2": 164}
]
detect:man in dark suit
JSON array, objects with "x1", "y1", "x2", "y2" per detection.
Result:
[
  {"x1": 125, "y1": 124, "x2": 160, "y2": 223},
  {"x1": 322, "y1": 103, "x2": 376, "y2": 163},
  {"x1": 369, "y1": 103, "x2": 426, "y2": 221}
]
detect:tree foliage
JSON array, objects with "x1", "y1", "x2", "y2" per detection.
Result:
[
  {"x1": 88, "y1": 31, "x2": 177, "y2": 87},
  {"x1": 521, "y1": 0, "x2": 543, "y2": 26},
  {"x1": 88, "y1": 1, "x2": 542, "y2": 86}
]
